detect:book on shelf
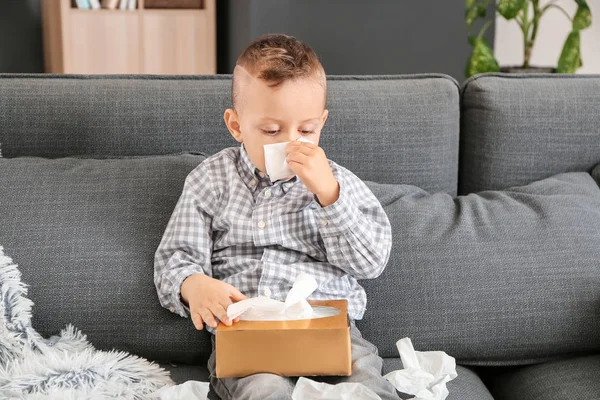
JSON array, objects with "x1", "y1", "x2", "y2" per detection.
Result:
[
  {"x1": 128, "y1": 0, "x2": 137, "y2": 10},
  {"x1": 89, "y1": 0, "x2": 101, "y2": 9},
  {"x1": 75, "y1": 0, "x2": 91, "y2": 9},
  {"x1": 101, "y1": 0, "x2": 119, "y2": 9},
  {"x1": 145, "y1": 0, "x2": 203, "y2": 8}
]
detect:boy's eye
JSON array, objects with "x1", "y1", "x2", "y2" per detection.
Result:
[
  {"x1": 300, "y1": 130, "x2": 315, "y2": 135},
  {"x1": 262, "y1": 129, "x2": 280, "y2": 135}
]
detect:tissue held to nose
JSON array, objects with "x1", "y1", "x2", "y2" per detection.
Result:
[{"x1": 264, "y1": 137, "x2": 314, "y2": 182}]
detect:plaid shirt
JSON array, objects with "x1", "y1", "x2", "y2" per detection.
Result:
[{"x1": 154, "y1": 144, "x2": 392, "y2": 327}]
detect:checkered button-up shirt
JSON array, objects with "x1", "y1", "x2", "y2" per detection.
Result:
[{"x1": 154, "y1": 144, "x2": 392, "y2": 326}]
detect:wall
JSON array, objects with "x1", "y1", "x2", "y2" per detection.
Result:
[
  {"x1": 0, "y1": 0, "x2": 44, "y2": 73},
  {"x1": 494, "y1": 0, "x2": 600, "y2": 73},
  {"x1": 223, "y1": 0, "x2": 495, "y2": 81}
]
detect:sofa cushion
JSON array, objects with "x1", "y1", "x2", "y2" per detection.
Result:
[
  {"x1": 0, "y1": 74, "x2": 460, "y2": 194},
  {"x1": 382, "y1": 359, "x2": 494, "y2": 400},
  {"x1": 460, "y1": 74, "x2": 600, "y2": 194},
  {"x1": 357, "y1": 172, "x2": 600, "y2": 366},
  {"x1": 0, "y1": 154, "x2": 211, "y2": 364},
  {"x1": 483, "y1": 355, "x2": 600, "y2": 400}
]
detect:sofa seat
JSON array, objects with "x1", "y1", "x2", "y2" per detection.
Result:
[{"x1": 483, "y1": 354, "x2": 600, "y2": 400}]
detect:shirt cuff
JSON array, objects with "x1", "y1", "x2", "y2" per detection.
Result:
[
  {"x1": 314, "y1": 178, "x2": 361, "y2": 237},
  {"x1": 170, "y1": 268, "x2": 205, "y2": 318}
]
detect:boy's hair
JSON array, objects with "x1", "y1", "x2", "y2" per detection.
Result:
[{"x1": 232, "y1": 34, "x2": 326, "y2": 109}]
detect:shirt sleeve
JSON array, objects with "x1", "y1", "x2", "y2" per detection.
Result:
[
  {"x1": 313, "y1": 163, "x2": 392, "y2": 280},
  {"x1": 153, "y1": 164, "x2": 218, "y2": 318}
]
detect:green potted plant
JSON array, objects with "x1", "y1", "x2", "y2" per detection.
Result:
[{"x1": 465, "y1": 0, "x2": 592, "y2": 77}]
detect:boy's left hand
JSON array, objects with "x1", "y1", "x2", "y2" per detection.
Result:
[{"x1": 286, "y1": 141, "x2": 340, "y2": 207}]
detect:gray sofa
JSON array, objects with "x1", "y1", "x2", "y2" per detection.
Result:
[{"x1": 0, "y1": 73, "x2": 599, "y2": 399}]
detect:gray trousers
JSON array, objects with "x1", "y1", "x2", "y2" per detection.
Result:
[{"x1": 207, "y1": 324, "x2": 400, "y2": 400}]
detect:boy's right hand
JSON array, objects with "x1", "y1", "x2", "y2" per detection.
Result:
[{"x1": 180, "y1": 274, "x2": 247, "y2": 330}]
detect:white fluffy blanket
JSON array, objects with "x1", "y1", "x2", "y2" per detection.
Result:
[{"x1": 0, "y1": 246, "x2": 174, "y2": 399}]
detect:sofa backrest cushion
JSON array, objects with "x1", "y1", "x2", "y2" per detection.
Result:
[
  {"x1": 0, "y1": 154, "x2": 211, "y2": 364},
  {"x1": 460, "y1": 74, "x2": 600, "y2": 195},
  {"x1": 0, "y1": 74, "x2": 460, "y2": 195},
  {"x1": 357, "y1": 171, "x2": 600, "y2": 365}
]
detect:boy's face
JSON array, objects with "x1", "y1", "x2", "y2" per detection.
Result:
[{"x1": 224, "y1": 68, "x2": 328, "y2": 173}]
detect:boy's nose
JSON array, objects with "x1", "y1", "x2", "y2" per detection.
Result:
[{"x1": 282, "y1": 130, "x2": 300, "y2": 142}]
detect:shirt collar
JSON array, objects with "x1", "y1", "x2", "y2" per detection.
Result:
[{"x1": 239, "y1": 144, "x2": 267, "y2": 191}]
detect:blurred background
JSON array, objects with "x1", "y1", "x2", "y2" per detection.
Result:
[{"x1": 0, "y1": 0, "x2": 598, "y2": 82}]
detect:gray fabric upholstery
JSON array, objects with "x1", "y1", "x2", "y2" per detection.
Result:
[
  {"x1": 484, "y1": 355, "x2": 600, "y2": 400},
  {"x1": 0, "y1": 74, "x2": 460, "y2": 195},
  {"x1": 0, "y1": 154, "x2": 212, "y2": 364},
  {"x1": 459, "y1": 74, "x2": 600, "y2": 195},
  {"x1": 593, "y1": 163, "x2": 600, "y2": 185},
  {"x1": 382, "y1": 359, "x2": 494, "y2": 400},
  {"x1": 356, "y1": 172, "x2": 600, "y2": 365},
  {"x1": 160, "y1": 362, "x2": 211, "y2": 384}
]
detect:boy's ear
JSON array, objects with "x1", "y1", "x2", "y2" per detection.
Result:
[
  {"x1": 321, "y1": 109, "x2": 329, "y2": 127},
  {"x1": 224, "y1": 108, "x2": 243, "y2": 143}
]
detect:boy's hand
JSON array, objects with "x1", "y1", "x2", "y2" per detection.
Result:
[
  {"x1": 286, "y1": 141, "x2": 340, "y2": 207},
  {"x1": 180, "y1": 274, "x2": 247, "y2": 330}
]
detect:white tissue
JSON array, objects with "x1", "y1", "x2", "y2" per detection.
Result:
[
  {"x1": 226, "y1": 272, "x2": 339, "y2": 321},
  {"x1": 285, "y1": 271, "x2": 318, "y2": 307},
  {"x1": 263, "y1": 137, "x2": 314, "y2": 182},
  {"x1": 292, "y1": 377, "x2": 381, "y2": 400},
  {"x1": 384, "y1": 338, "x2": 457, "y2": 400},
  {"x1": 149, "y1": 381, "x2": 209, "y2": 400}
]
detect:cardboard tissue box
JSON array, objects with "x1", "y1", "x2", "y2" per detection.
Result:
[{"x1": 215, "y1": 273, "x2": 351, "y2": 378}]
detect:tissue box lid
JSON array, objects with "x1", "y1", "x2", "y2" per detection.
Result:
[
  {"x1": 217, "y1": 299, "x2": 349, "y2": 332},
  {"x1": 216, "y1": 299, "x2": 351, "y2": 378}
]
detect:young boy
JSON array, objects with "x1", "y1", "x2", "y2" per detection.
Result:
[{"x1": 154, "y1": 34, "x2": 397, "y2": 399}]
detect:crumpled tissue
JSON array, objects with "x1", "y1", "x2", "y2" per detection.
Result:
[
  {"x1": 149, "y1": 380, "x2": 209, "y2": 399},
  {"x1": 263, "y1": 137, "x2": 314, "y2": 182},
  {"x1": 227, "y1": 272, "x2": 339, "y2": 321},
  {"x1": 383, "y1": 337, "x2": 457, "y2": 400},
  {"x1": 290, "y1": 337, "x2": 457, "y2": 400},
  {"x1": 292, "y1": 377, "x2": 381, "y2": 400}
]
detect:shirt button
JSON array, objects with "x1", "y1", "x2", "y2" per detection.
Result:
[
  {"x1": 169, "y1": 306, "x2": 175, "y2": 313},
  {"x1": 264, "y1": 189, "x2": 272, "y2": 198},
  {"x1": 320, "y1": 219, "x2": 328, "y2": 226},
  {"x1": 258, "y1": 220, "x2": 266, "y2": 229},
  {"x1": 263, "y1": 288, "x2": 272, "y2": 297},
  {"x1": 258, "y1": 171, "x2": 265, "y2": 178},
  {"x1": 250, "y1": 179, "x2": 257, "y2": 186}
]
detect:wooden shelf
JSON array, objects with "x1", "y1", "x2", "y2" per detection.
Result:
[
  {"x1": 42, "y1": 0, "x2": 216, "y2": 74},
  {"x1": 67, "y1": 0, "x2": 204, "y2": 10}
]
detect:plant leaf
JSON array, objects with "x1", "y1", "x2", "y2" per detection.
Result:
[
  {"x1": 466, "y1": 2, "x2": 488, "y2": 28},
  {"x1": 573, "y1": 1, "x2": 592, "y2": 31},
  {"x1": 466, "y1": 0, "x2": 477, "y2": 8},
  {"x1": 557, "y1": 31, "x2": 581, "y2": 73},
  {"x1": 465, "y1": 37, "x2": 500, "y2": 77},
  {"x1": 497, "y1": 0, "x2": 527, "y2": 20}
]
